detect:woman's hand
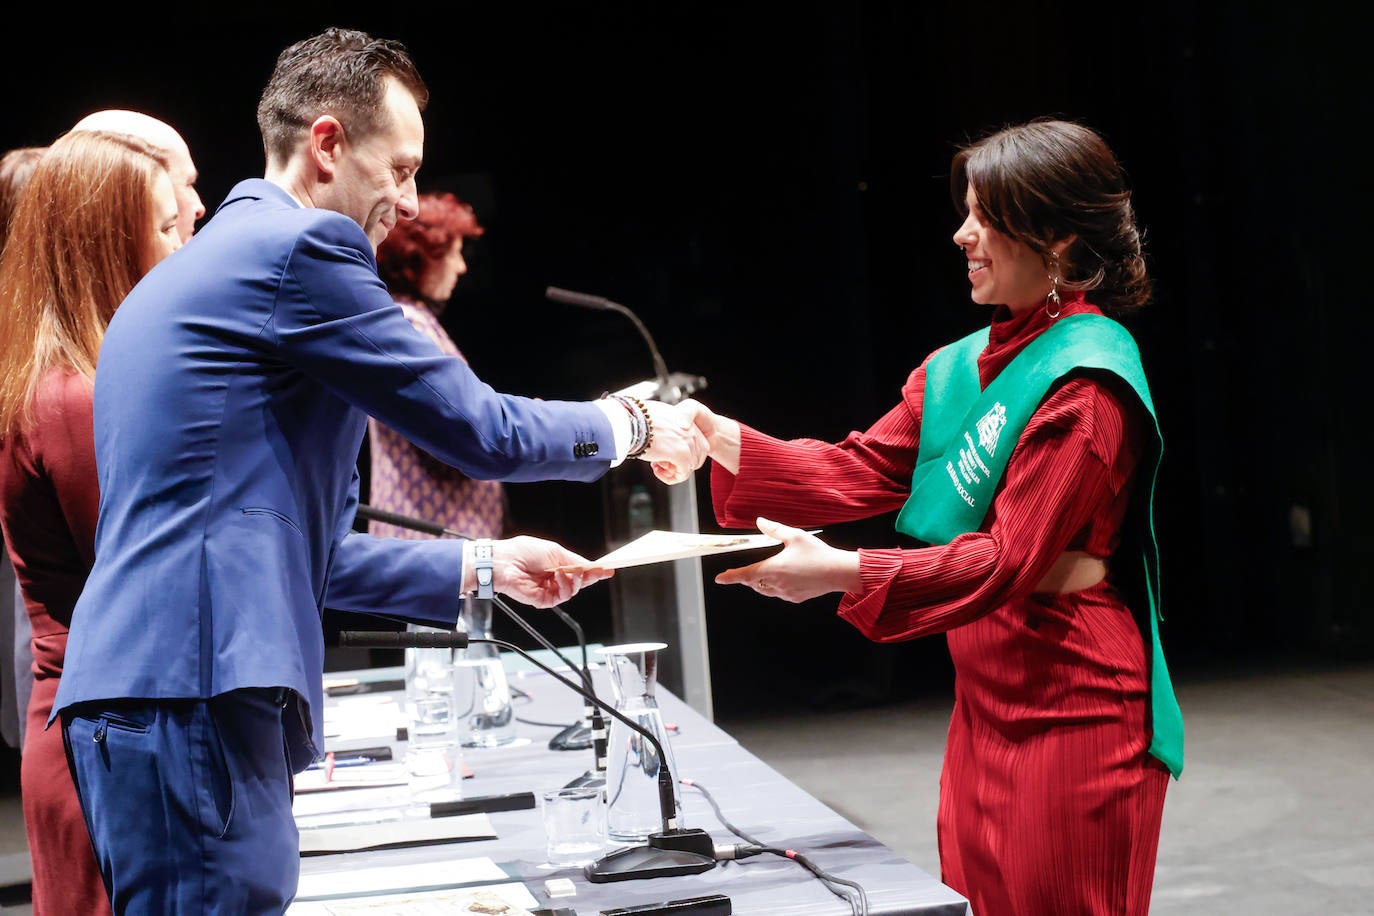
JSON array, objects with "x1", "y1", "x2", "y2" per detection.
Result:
[
  {"x1": 714, "y1": 517, "x2": 861, "y2": 603},
  {"x1": 673, "y1": 398, "x2": 742, "y2": 475}
]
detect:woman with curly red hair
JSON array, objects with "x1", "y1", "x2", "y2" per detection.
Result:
[{"x1": 368, "y1": 191, "x2": 507, "y2": 541}]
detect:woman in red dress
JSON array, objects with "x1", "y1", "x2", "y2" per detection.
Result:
[
  {"x1": 0, "y1": 129, "x2": 184, "y2": 916},
  {"x1": 681, "y1": 118, "x2": 1183, "y2": 915}
]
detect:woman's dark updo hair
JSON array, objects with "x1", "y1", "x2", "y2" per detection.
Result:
[{"x1": 951, "y1": 117, "x2": 1151, "y2": 315}]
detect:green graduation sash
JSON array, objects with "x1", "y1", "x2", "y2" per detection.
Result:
[{"x1": 894, "y1": 313, "x2": 1184, "y2": 777}]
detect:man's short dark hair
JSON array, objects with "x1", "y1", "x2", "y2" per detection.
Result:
[{"x1": 256, "y1": 27, "x2": 429, "y2": 165}]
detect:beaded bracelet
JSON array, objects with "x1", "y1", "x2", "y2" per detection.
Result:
[
  {"x1": 602, "y1": 392, "x2": 654, "y2": 458},
  {"x1": 624, "y1": 394, "x2": 654, "y2": 458}
]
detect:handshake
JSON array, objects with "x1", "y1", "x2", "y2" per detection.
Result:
[{"x1": 621, "y1": 397, "x2": 736, "y2": 485}]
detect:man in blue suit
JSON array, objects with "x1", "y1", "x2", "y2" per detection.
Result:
[{"x1": 54, "y1": 28, "x2": 705, "y2": 914}]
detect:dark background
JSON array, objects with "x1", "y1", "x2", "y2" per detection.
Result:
[{"x1": 6, "y1": 2, "x2": 1370, "y2": 721}]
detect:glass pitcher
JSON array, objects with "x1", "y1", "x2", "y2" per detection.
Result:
[
  {"x1": 598, "y1": 641, "x2": 681, "y2": 842},
  {"x1": 453, "y1": 596, "x2": 517, "y2": 748}
]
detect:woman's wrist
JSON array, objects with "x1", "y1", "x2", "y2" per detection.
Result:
[
  {"x1": 833, "y1": 548, "x2": 863, "y2": 594},
  {"x1": 708, "y1": 415, "x2": 743, "y2": 474}
]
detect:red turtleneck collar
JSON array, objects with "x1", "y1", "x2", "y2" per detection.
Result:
[{"x1": 977, "y1": 293, "x2": 1102, "y2": 387}]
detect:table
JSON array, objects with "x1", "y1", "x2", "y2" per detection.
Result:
[{"x1": 296, "y1": 660, "x2": 971, "y2": 915}]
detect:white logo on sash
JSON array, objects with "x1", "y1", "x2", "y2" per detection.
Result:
[{"x1": 976, "y1": 402, "x2": 1007, "y2": 458}]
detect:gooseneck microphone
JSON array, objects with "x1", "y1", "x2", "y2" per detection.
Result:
[
  {"x1": 354, "y1": 503, "x2": 453, "y2": 538},
  {"x1": 339, "y1": 629, "x2": 470, "y2": 649},
  {"x1": 543, "y1": 603, "x2": 609, "y2": 771},
  {"x1": 545, "y1": 285, "x2": 681, "y2": 403},
  {"x1": 338, "y1": 628, "x2": 717, "y2": 882}
]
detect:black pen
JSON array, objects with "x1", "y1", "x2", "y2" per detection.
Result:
[{"x1": 305, "y1": 746, "x2": 393, "y2": 770}]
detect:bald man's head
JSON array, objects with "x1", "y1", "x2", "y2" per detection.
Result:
[{"x1": 72, "y1": 109, "x2": 205, "y2": 242}]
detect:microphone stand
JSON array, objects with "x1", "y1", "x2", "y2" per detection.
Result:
[
  {"x1": 491, "y1": 596, "x2": 607, "y2": 788},
  {"x1": 353, "y1": 503, "x2": 604, "y2": 757},
  {"x1": 544, "y1": 285, "x2": 706, "y2": 405},
  {"x1": 338, "y1": 629, "x2": 717, "y2": 882}
]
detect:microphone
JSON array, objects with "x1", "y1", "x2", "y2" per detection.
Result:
[
  {"x1": 488, "y1": 596, "x2": 607, "y2": 785},
  {"x1": 544, "y1": 604, "x2": 605, "y2": 759},
  {"x1": 352, "y1": 504, "x2": 605, "y2": 760},
  {"x1": 545, "y1": 285, "x2": 681, "y2": 403},
  {"x1": 338, "y1": 629, "x2": 717, "y2": 882},
  {"x1": 354, "y1": 503, "x2": 453, "y2": 538},
  {"x1": 336, "y1": 629, "x2": 469, "y2": 649}
]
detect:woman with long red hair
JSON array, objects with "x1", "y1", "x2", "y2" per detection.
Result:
[{"x1": 0, "y1": 128, "x2": 182, "y2": 915}]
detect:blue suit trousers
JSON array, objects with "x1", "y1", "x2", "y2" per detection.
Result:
[{"x1": 63, "y1": 688, "x2": 299, "y2": 914}]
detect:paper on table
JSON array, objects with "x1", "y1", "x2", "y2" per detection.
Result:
[
  {"x1": 294, "y1": 783, "x2": 409, "y2": 822},
  {"x1": 322, "y1": 695, "x2": 403, "y2": 741},
  {"x1": 293, "y1": 856, "x2": 512, "y2": 902},
  {"x1": 297, "y1": 812, "x2": 496, "y2": 856},
  {"x1": 289, "y1": 881, "x2": 539, "y2": 914},
  {"x1": 560, "y1": 528, "x2": 819, "y2": 571},
  {"x1": 293, "y1": 761, "x2": 409, "y2": 794}
]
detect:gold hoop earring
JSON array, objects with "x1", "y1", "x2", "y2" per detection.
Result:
[{"x1": 1045, "y1": 252, "x2": 1063, "y2": 319}]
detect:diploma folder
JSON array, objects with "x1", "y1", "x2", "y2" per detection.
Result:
[{"x1": 559, "y1": 529, "x2": 818, "y2": 571}]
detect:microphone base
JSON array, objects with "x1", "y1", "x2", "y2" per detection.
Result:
[
  {"x1": 564, "y1": 769, "x2": 606, "y2": 790},
  {"x1": 583, "y1": 829, "x2": 717, "y2": 883},
  {"x1": 548, "y1": 722, "x2": 594, "y2": 752}
]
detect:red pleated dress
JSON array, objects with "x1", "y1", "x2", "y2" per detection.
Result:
[{"x1": 710, "y1": 297, "x2": 1173, "y2": 915}]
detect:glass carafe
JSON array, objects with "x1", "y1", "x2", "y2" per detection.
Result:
[
  {"x1": 453, "y1": 596, "x2": 517, "y2": 748},
  {"x1": 599, "y1": 641, "x2": 681, "y2": 842}
]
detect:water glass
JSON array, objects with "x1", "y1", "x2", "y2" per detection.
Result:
[
  {"x1": 405, "y1": 692, "x2": 463, "y2": 804},
  {"x1": 541, "y1": 785, "x2": 607, "y2": 867}
]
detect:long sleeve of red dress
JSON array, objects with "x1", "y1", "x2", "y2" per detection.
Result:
[
  {"x1": 0, "y1": 369, "x2": 100, "y2": 654},
  {"x1": 711, "y1": 364, "x2": 1144, "y2": 640}
]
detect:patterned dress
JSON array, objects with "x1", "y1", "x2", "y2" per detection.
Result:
[
  {"x1": 710, "y1": 296, "x2": 1172, "y2": 915},
  {"x1": 367, "y1": 298, "x2": 507, "y2": 540}
]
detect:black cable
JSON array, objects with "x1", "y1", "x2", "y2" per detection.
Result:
[
  {"x1": 763, "y1": 847, "x2": 869, "y2": 916},
  {"x1": 516, "y1": 716, "x2": 574, "y2": 728},
  {"x1": 681, "y1": 778, "x2": 869, "y2": 916},
  {"x1": 507, "y1": 675, "x2": 579, "y2": 728}
]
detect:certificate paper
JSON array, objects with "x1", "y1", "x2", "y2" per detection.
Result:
[{"x1": 565, "y1": 528, "x2": 815, "y2": 571}]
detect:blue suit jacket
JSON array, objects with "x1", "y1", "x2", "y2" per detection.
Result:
[{"x1": 53, "y1": 180, "x2": 613, "y2": 765}]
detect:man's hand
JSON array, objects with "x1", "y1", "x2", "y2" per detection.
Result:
[
  {"x1": 714, "y1": 517, "x2": 861, "y2": 603},
  {"x1": 491, "y1": 536, "x2": 613, "y2": 607}
]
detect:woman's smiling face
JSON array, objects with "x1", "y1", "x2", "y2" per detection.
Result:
[{"x1": 953, "y1": 183, "x2": 1053, "y2": 314}]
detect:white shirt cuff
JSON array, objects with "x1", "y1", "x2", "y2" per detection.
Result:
[{"x1": 594, "y1": 398, "x2": 631, "y2": 467}]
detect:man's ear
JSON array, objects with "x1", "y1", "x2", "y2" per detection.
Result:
[{"x1": 307, "y1": 116, "x2": 346, "y2": 180}]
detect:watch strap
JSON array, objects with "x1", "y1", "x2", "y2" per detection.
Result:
[{"x1": 474, "y1": 538, "x2": 495, "y2": 599}]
